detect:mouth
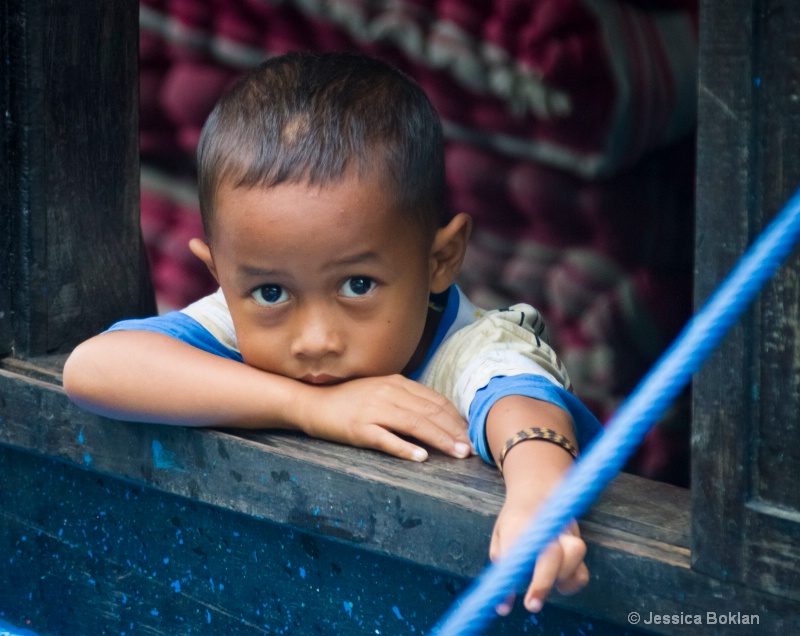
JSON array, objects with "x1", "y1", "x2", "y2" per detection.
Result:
[{"x1": 299, "y1": 374, "x2": 348, "y2": 386}]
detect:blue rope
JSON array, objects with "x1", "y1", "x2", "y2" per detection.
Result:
[{"x1": 433, "y1": 187, "x2": 800, "y2": 636}]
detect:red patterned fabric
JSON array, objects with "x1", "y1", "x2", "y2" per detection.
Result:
[{"x1": 138, "y1": 0, "x2": 697, "y2": 485}]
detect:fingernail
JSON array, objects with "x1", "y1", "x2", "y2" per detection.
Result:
[
  {"x1": 412, "y1": 448, "x2": 428, "y2": 462},
  {"x1": 525, "y1": 598, "x2": 543, "y2": 613},
  {"x1": 454, "y1": 442, "x2": 471, "y2": 458},
  {"x1": 495, "y1": 602, "x2": 512, "y2": 616}
]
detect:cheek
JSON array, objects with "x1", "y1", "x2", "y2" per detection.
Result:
[
  {"x1": 229, "y1": 313, "x2": 285, "y2": 372},
  {"x1": 237, "y1": 338, "x2": 275, "y2": 372},
  {"x1": 383, "y1": 297, "x2": 428, "y2": 354}
]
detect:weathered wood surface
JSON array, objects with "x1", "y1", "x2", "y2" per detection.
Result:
[
  {"x1": 2, "y1": 356, "x2": 799, "y2": 634},
  {"x1": 0, "y1": 0, "x2": 155, "y2": 357},
  {"x1": 2, "y1": 447, "x2": 648, "y2": 636},
  {"x1": 693, "y1": 0, "x2": 800, "y2": 602},
  {"x1": 0, "y1": 356, "x2": 687, "y2": 579}
]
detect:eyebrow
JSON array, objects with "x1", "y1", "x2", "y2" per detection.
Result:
[
  {"x1": 327, "y1": 250, "x2": 381, "y2": 267},
  {"x1": 237, "y1": 265, "x2": 285, "y2": 279},
  {"x1": 236, "y1": 251, "x2": 381, "y2": 279}
]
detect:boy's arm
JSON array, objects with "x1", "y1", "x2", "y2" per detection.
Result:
[
  {"x1": 484, "y1": 395, "x2": 589, "y2": 614},
  {"x1": 63, "y1": 330, "x2": 471, "y2": 461}
]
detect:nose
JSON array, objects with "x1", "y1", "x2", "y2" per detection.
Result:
[{"x1": 290, "y1": 303, "x2": 344, "y2": 360}]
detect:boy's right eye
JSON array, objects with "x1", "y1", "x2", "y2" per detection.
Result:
[{"x1": 251, "y1": 284, "x2": 288, "y2": 306}]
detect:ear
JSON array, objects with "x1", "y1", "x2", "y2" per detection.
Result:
[
  {"x1": 429, "y1": 213, "x2": 472, "y2": 294},
  {"x1": 188, "y1": 238, "x2": 220, "y2": 283}
]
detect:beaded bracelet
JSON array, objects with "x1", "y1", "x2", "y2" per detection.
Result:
[{"x1": 498, "y1": 427, "x2": 578, "y2": 473}]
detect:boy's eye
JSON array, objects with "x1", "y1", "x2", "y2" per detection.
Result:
[
  {"x1": 340, "y1": 277, "x2": 376, "y2": 298},
  {"x1": 251, "y1": 284, "x2": 288, "y2": 305}
]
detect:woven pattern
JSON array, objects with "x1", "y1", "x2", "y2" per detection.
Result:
[{"x1": 498, "y1": 427, "x2": 579, "y2": 472}]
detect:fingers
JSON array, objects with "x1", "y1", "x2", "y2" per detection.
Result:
[
  {"x1": 557, "y1": 561, "x2": 590, "y2": 596},
  {"x1": 365, "y1": 396, "x2": 471, "y2": 459},
  {"x1": 489, "y1": 517, "x2": 517, "y2": 616},
  {"x1": 348, "y1": 376, "x2": 471, "y2": 459},
  {"x1": 391, "y1": 380, "x2": 471, "y2": 455},
  {"x1": 524, "y1": 530, "x2": 588, "y2": 612},
  {"x1": 354, "y1": 423, "x2": 430, "y2": 462},
  {"x1": 390, "y1": 403, "x2": 472, "y2": 459},
  {"x1": 490, "y1": 522, "x2": 588, "y2": 615},
  {"x1": 312, "y1": 376, "x2": 471, "y2": 460},
  {"x1": 495, "y1": 593, "x2": 516, "y2": 617}
]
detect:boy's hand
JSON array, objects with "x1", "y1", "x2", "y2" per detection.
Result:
[
  {"x1": 490, "y1": 499, "x2": 589, "y2": 615},
  {"x1": 296, "y1": 374, "x2": 472, "y2": 461}
]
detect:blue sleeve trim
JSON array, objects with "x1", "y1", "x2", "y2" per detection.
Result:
[
  {"x1": 468, "y1": 375, "x2": 603, "y2": 465},
  {"x1": 105, "y1": 312, "x2": 243, "y2": 362}
]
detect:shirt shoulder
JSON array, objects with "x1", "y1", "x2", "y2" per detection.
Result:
[
  {"x1": 419, "y1": 290, "x2": 572, "y2": 417},
  {"x1": 104, "y1": 289, "x2": 241, "y2": 361},
  {"x1": 180, "y1": 289, "x2": 239, "y2": 353}
]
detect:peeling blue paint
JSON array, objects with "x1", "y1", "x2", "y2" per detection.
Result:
[
  {"x1": 83, "y1": 453, "x2": 92, "y2": 466},
  {"x1": 392, "y1": 606, "x2": 403, "y2": 620},
  {"x1": 151, "y1": 440, "x2": 185, "y2": 472},
  {"x1": 77, "y1": 430, "x2": 84, "y2": 444}
]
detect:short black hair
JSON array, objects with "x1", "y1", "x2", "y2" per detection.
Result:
[{"x1": 197, "y1": 52, "x2": 447, "y2": 240}]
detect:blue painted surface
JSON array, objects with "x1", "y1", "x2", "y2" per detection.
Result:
[
  {"x1": 1, "y1": 442, "x2": 644, "y2": 635},
  {"x1": 151, "y1": 439, "x2": 186, "y2": 471},
  {"x1": 0, "y1": 618, "x2": 40, "y2": 636}
]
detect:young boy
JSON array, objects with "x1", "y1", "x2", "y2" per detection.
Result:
[{"x1": 64, "y1": 52, "x2": 602, "y2": 615}]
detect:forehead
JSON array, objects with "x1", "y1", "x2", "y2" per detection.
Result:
[{"x1": 208, "y1": 177, "x2": 427, "y2": 268}]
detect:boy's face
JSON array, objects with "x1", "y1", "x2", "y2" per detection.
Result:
[{"x1": 193, "y1": 175, "x2": 468, "y2": 384}]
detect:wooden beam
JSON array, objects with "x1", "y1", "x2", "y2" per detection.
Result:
[
  {"x1": 693, "y1": 0, "x2": 800, "y2": 599},
  {"x1": 0, "y1": 0, "x2": 154, "y2": 357}
]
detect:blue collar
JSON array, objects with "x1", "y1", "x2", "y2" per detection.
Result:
[{"x1": 407, "y1": 286, "x2": 460, "y2": 381}]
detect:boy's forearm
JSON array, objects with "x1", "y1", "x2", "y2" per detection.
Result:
[
  {"x1": 486, "y1": 395, "x2": 590, "y2": 614},
  {"x1": 63, "y1": 331, "x2": 306, "y2": 430},
  {"x1": 64, "y1": 331, "x2": 473, "y2": 462},
  {"x1": 485, "y1": 394, "x2": 577, "y2": 501}
]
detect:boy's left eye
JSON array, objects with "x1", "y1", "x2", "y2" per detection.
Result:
[{"x1": 340, "y1": 277, "x2": 376, "y2": 297}]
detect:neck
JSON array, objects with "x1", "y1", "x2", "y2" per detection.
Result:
[{"x1": 401, "y1": 305, "x2": 444, "y2": 376}]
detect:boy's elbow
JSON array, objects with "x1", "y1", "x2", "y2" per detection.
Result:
[{"x1": 62, "y1": 339, "x2": 105, "y2": 407}]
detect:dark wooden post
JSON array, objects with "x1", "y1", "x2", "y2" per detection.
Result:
[
  {"x1": 0, "y1": 0, "x2": 154, "y2": 358},
  {"x1": 693, "y1": 0, "x2": 800, "y2": 600}
]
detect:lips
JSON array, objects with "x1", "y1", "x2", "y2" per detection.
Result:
[{"x1": 299, "y1": 374, "x2": 347, "y2": 386}]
